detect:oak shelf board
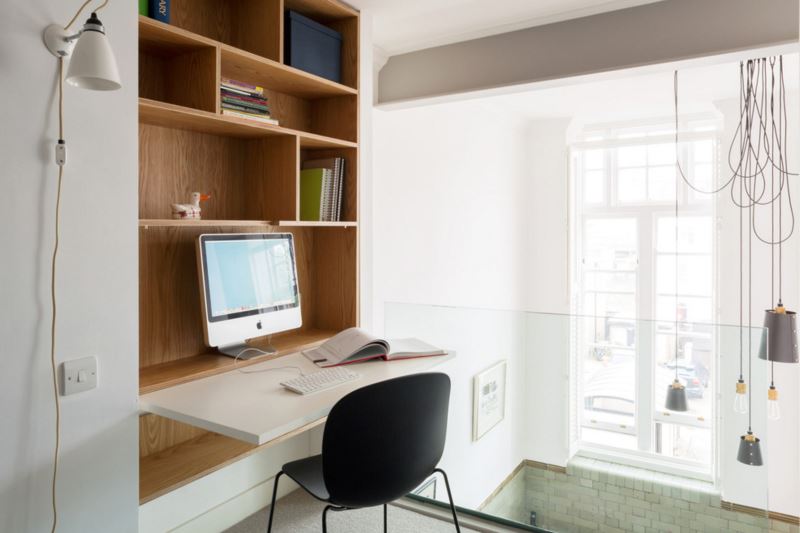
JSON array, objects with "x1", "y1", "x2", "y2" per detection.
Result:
[
  {"x1": 139, "y1": 15, "x2": 217, "y2": 53},
  {"x1": 220, "y1": 45, "x2": 357, "y2": 99},
  {"x1": 139, "y1": 328, "x2": 336, "y2": 394},
  {"x1": 140, "y1": 16, "x2": 357, "y2": 99},
  {"x1": 276, "y1": 220, "x2": 358, "y2": 228},
  {"x1": 139, "y1": 98, "x2": 357, "y2": 149},
  {"x1": 139, "y1": 219, "x2": 275, "y2": 228},
  {"x1": 139, "y1": 416, "x2": 327, "y2": 504},
  {"x1": 285, "y1": 0, "x2": 359, "y2": 20}
]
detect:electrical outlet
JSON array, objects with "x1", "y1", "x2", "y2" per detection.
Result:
[{"x1": 61, "y1": 356, "x2": 98, "y2": 396}]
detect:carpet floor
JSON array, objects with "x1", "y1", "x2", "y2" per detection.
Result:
[{"x1": 225, "y1": 489, "x2": 475, "y2": 533}]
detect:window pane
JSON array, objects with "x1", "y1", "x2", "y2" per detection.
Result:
[
  {"x1": 618, "y1": 168, "x2": 646, "y2": 202},
  {"x1": 655, "y1": 423, "x2": 712, "y2": 464},
  {"x1": 584, "y1": 218, "x2": 638, "y2": 268},
  {"x1": 582, "y1": 350, "x2": 637, "y2": 448},
  {"x1": 691, "y1": 163, "x2": 713, "y2": 191},
  {"x1": 585, "y1": 149, "x2": 604, "y2": 169},
  {"x1": 618, "y1": 145, "x2": 647, "y2": 167},
  {"x1": 648, "y1": 166, "x2": 676, "y2": 201},
  {"x1": 648, "y1": 143, "x2": 676, "y2": 165},
  {"x1": 656, "y1": 216, "x2": 713, "y2": 253},
  {"x1": 656, "y1": 255, "x2": 712, "y2": 296},
  {"x1": 655, "y1": 295, "x2": 712, "y2": 324},
  {"x1": 693, "y1": 139, "x2": 713, "y2": 163},
  {"x1": 585, "y1": 271, "x2": 636, "y2": 293},
  {"x1": 584, "y1": 169, "x2": 604, "y2": 204}
]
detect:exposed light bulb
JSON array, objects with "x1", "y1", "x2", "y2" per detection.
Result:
[
  {"x1": 767, "y1": 385, "x2": 781, "y2": 421},
  {"x1": 733, "y1": 379, "x2": 748, "y2": 414}
]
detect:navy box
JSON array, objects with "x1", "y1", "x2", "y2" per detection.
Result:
[{"x1": 285, "y1": 10, "x2": 342, "y2": 83}]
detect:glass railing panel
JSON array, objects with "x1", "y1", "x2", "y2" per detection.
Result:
[{"x1": 385, "y1": 302, "x2": 777, "y2": 532}]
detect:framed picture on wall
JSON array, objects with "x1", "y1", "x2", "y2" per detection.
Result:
[{"x1": 472, "y1": 360, "x2": 507, "y2": 441}]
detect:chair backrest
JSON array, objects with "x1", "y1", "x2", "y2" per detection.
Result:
[{"x1": 322, "y1": 372, "x2": 451, "y2": 508}]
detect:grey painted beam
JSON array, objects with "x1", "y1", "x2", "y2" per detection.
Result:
[{"x1": 378, "y1": 0, "x2": 798, "y2": 105}]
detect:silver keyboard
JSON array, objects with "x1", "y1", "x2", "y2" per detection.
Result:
[{"x1": 281, "y1": 366, "x2": 360, "y2": 395}]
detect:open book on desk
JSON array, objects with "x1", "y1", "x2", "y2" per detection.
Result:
[{"x1": 304, "y1": 327, "x2": 446, "y2": 368}]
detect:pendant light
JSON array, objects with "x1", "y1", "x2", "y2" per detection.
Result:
[
  {"x1": 737, "y1": 155, "x2": 762, "y2": 466},
  {"x1": 733, "y1": 168, "x2": 748, "y2": 414},
  {"x1": 665, "y1": 71, "x2": 688, "y2": 412}
]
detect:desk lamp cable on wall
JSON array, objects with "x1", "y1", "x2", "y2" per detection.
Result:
[{"x1": 42, "y1": 1, "x2": 120, "y2": 531}]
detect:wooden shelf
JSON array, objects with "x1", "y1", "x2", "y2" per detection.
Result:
[
  {"x1": 139, "y1": 329, "x2": 336, "y2": 394},
  {"x1": 140, "y1": 16, "x2": 356, "y2": 99},
  {"x1": 140, "y1": 98, "x2": 357, "y2": 149},
  {"x1": 139, "y1": 219, "x2": 275, "y2": 228},
  {"x1": 276, "y1": 220, "x2": 358, "y2": 228},
  {"x1": 285, "y1": 0, "x2": 359, "y2": 20},
  {"x1": 139, "y1": 417, "x2": 326, "y2": 504}
]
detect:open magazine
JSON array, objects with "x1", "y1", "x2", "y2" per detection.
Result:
[{"x1": 303, "y1": 327, "x2": 446, "y2": 368}]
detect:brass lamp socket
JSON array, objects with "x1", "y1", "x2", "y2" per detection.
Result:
[
  {"x1": 736, "y1": 381, "x2": 746, "y2": 394},
  {"x1": 744, "y1": 432, "x2": 757, "y2": 442},
  {"x1": 775, "y1": 304, "x2": 787, "y2": 314},
  {"x1": 671, "y1": 380, "x2": 685, "y2": 390},
  {"x1": 768, "y1": 386, "x2": 778, "y2": 401}
]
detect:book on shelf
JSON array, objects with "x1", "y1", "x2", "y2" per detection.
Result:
[
  {"x1": 300, "y1": 168, "x2": 334, "y2": 221},
  {"x1": 148, "y1": 0, "x2": 169, "y2": 23},
  {"x1": 222, "y1": 109, "x2": 279, "y2": 125},
  {"x1": 220, "y1": 77, "x2": 277, "y2": 125},
  {"x1": 302, "y1": 157, "x2": 345, "y2": 221},
  {"x1": 303, "y1": 327, "x2": 447, "y2": 368}
]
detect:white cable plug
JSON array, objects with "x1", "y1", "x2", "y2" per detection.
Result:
[{"x1": 55, "y1": 140, "x2": 67, "y2": 167}]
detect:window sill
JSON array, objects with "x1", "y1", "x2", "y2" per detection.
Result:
[{"x1": 568, "y1": 454, "x2": 719, "y2": 503}]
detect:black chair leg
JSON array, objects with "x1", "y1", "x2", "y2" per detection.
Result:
[
  {"x1": 434, "y1": 468, "x2": 461, "y2": 533},
  {"x1": 266, "y1": 471, "x2": 284, "y2": 533},
  {"x1": 383, "y1": 503, "x2": 388, "y2": 533}
]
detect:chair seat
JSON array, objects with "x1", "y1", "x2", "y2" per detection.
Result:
[{"x1": 283, "y1": 454, "x2": 330, "y2": 502}]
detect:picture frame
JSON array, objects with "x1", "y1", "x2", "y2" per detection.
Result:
[{"x1": 472, "y1": 360, "x2": 507, "y2": 441}]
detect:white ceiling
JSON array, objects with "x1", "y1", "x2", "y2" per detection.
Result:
[{"x1": 347, "y1": 0, "x2": 665, "y2": 56}]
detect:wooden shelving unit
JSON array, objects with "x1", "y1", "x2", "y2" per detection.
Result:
[{"x1": 138, "y1": 0, "x2": 359, "y2": 503}]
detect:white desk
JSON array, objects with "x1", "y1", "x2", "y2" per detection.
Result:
[{"x1": 139, "y1": 352, "x2": 454, "y2": 445}]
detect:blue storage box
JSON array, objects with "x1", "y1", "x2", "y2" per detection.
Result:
[{"x1": 285, "y1": 10, "x2": 342, "y2": 83}]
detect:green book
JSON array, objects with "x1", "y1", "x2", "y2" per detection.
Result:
[
  {"x1": 139, "y1": 0, "x2": 148, "y2": 16},
  {"x1": 300, "y1": 169, "x2": 332, "y2": 221}
]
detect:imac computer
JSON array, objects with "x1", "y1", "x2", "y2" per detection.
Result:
[{"x1": 196, "y1": 233, "x2": 301, "y2": 358}]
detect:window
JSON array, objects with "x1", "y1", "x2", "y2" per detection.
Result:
[{"x1": 571, "y1": 119, "x2": 718, "y2": 476}]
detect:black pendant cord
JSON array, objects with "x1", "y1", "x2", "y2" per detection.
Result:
[
  {"x1": 748, "y1": 168, "x2": 754, "y2": 433},
  {"x1": 739, "y1": 149, "x2": 744, "y2": 382},
  {"x1": 673, "y1": 71, "x2": 680, "y2": 380}
]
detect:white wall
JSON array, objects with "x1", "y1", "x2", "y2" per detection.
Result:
[
  {"x1": 0, "y1": 2, "x2": 138, "y2": 533},
  {"x1": 372, "y1": 100, "x2": 534, "y2": 507}
]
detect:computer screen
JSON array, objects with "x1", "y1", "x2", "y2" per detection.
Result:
[{"x1": 200, "y1": 234, "x2": 300, "y2": 322}]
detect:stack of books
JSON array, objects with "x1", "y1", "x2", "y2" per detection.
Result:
[
  {"x1": 300, "y1": 157, "x2": 346, "y2": 222},
  {"x1": 220, "y1": 78, "x2": 278, "y2": 125}
]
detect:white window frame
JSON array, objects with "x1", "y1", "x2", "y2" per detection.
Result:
[{"x1": 569, "y1": 117, "x2": 720, "y2": 481}]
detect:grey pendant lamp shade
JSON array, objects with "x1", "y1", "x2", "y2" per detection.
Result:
[
  {"x1": 758, "y1": 306, "x2": 799, "y2": 363},
  {"x1": 737, "y1": 432, "x2": 764, "y2": 466},
  {"x1": 665, "y1": 380, "x2": 688, "y2": 411}
]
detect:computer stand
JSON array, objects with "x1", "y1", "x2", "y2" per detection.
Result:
[{"x1": 218, "y1": 342, "x2": 278, "y2": 360}]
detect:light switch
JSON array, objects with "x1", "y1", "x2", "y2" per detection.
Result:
[{"x1": 61, "y1": 356, "x2": 98, "y2": 396}]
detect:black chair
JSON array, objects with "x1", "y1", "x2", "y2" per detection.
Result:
[{"x1": 267, "y1": 372, "x2": 461, "y2": 532}]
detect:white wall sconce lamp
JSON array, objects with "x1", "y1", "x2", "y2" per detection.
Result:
[{"x1": 43, "y1": 4, "x2": 121, "y2": 91}]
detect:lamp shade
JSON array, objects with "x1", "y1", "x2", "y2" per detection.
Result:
[
  {"x1": 737, "y1": 433, "x2": 763, "y2": 466},
  {"x1": 665, "y1": 380, "x2": 688, "y2": 411},
  {"x1": 66, "y1": 13, "x2": 121, "y2": 91},
  {"x1": 758, "y1": 308, "x2": 799, "y2": 363}
]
